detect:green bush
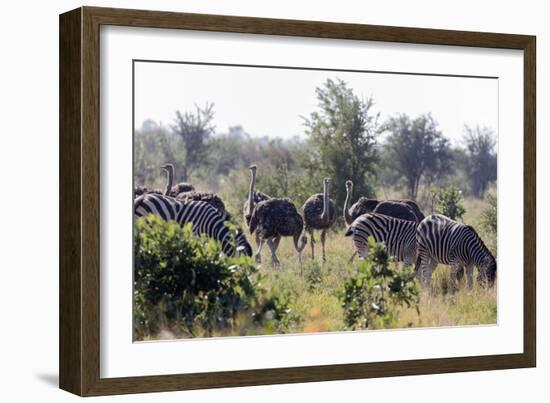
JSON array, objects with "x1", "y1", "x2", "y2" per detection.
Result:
[
  {"x1": 340, "y1": 238, "x2": 419, "y2": 330},
  {"x1": 133, "y1": 215, "x2": 295, "y2": 339},
  {"x1": 477, "y1": 185, "x2": 497, "y2": 255},
  {"x1": 479, "y1": 187, "x2": 497, "y2": 234},
  {"x1": 431, "y1": 186, "x2": 466, "y2": 220}
]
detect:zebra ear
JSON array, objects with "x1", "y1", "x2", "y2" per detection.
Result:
[{"x1": 344, "y1": 226, "x2": 353, "y2": 237}]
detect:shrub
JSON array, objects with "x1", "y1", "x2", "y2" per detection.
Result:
[
  {"x1": 478, "y1": 185, "x2": 497, "y2": 255},
  {"x1": 431, "y1": 186, "x2": 466, "y2": 220},
  {"x1": 133, "y1": 215, "x2": 295, "y2": 339},
  {"x1": 479, "y1": 187, "x2": 497, "y2": 234},
  {"x1": 340, "y1": 238, "x2": 419, "y2": 330}
]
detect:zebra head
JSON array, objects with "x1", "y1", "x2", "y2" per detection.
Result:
[
  {"x1": 480, "y1": 256, "x2": 497, "y2": 287},
  {"x1": 235, "y1": 230, "x2": 253, "y2": 257}
]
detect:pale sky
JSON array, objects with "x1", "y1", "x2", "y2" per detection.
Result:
[{"x1": 134, "y1": 61, "x2": 498, "y2": 146}]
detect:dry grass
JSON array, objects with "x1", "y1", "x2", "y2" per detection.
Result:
[
  {"x1": 248, "y1": 226, "x2": 496, "y2": 335},
  {"x1": 141, "y1": 185, "x2": 497, "y2": 339}
]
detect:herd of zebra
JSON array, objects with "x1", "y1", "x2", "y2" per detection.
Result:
[{"x1": 134, "y1": 163, "x2": 497, "y2": 289}]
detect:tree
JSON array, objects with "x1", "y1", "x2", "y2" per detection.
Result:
[
  {"x1": 171, "y1": 103, "x2": 216, "y2": 181},
  {"x1": 304, "y1": 78, "x2": 379, "y2": 209},
  {"x1": 463, "y1": 125, "x2": 497, "y2": 197},
  {"x1": 430, "y1": 186, "x2": 466, "y2": 221},
  {"x1": 383, "y1": 114, "x2": 452, "y2": 200}
]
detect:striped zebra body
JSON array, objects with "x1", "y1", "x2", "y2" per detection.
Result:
[
  {"x1": 415, "y1": 214, "x2": 496, "y2": 288},
  {"x1": 345, "y1": 213, "x2": 418, "y2": 265},
  {"x1": 134, "y1": 193, "x2": 252, "y2": 257}
]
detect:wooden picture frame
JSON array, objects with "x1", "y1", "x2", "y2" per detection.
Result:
[{"x1": 59, "y1": 6, "x2": 536, "y2": 396}]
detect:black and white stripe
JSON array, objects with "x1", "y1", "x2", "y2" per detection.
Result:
[
  {"x1": 415, "y1": 214, "x2": 496, "y2": 288},
  {"x1": 344, "y1": 213, "x2": 418, "y2": 265},
  {"x1": 134, "y1": 193, "x2": 252, "y2": 257}
]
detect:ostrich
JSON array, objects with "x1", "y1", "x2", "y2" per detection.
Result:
[
  {"x1": 343, "y1": 180, "x2": 424, "y2": 225},
  {"x1": 160, "y1": 163, "x2": 228, "y2": 217},
  {"x1": 160, "y1": 163, "x2": 195, "y2": 197},
  {"x1": 133, "y1": 185, "x2": 163, "y2": 197},
  {"x1": 177, "y1": 191, "x2": 229, "y2": 220},
  {"x1": 243, "y1": 165, "x2": 271, "y2": 226},
  {"x1": 303, "y1": 178, "x2": 337, "y2": 261},
  {"x1": 343, "y1": 180, "x2": 380, "y2": 226},
  {"x1": 372, "y1": 201, "x2": 418, "y2": 222},
  {"x1": 248, "y1": 197, "x2": 307, "y2": 267}
]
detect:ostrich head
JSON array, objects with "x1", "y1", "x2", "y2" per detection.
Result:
[
  {"x1": 160, "y1": 164, "x2": 174, "y2": 176},
  {"x1": 249, "y1": 164, "x2": 257, "y2": 173},
  {"x1": 345, "y1": 180, "x2": 353, "y2": 192}
]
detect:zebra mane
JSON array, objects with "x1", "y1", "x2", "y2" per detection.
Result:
[{"x1": 465, "y1": 224, "x2": 495, "y2": 261}]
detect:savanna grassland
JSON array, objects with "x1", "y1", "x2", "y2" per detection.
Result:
[
  {"x1": 133, "y1": 77, "x2": 498, "y2": 340},
  {"x1": 135, "y1": 193, "x2": 497, "y2": 341}
]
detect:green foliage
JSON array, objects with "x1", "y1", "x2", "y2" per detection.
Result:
[
  {"x1": 463, "y1": 125, "x2": 497, "y2": 197},
  {"x1": 304, "y1": 78, "x2": 379, "y2": 209},
  {"x1": 133, "y1": 215, "x2": 295, "y2": 339},
  {"x1": 431, "y1": 185, "x2": 466, "y2": 221},
  {"x1": 383, "y1": 114, "x2": 452, "y2": 200},
  {"x1": 477, "y1": 184, "x2": 497, "y2": 255},
  {"x1": 340, "y1": 238, "x2": 419, "y2": 330},
  {"x1": 479, "y1": 186, "x2": 497, "y2": 234}
]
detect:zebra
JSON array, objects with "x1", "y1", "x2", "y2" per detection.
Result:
[
  {"x1": 134, "y1": 193, "x2": 252, "y2": 257},
  {"x1": 415, "y1": 214, "x2": 496, "y2": 289},
  {"x1": 344, "y1": 213, "x2": 418, "y2": 266}
]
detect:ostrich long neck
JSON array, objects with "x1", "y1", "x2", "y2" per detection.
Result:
[
  {"x1": 164, "y1": 168, "x2": 173, "y2": 196},
  {"x1": 344, "y1": 186, "x2": 353, "y2": 225},
  {"x1": 321, "y1": 182, "x2": 328, "y2": 223},
  {"x1": 247, "y1": 170, "x2": 256, "y2": 216}
]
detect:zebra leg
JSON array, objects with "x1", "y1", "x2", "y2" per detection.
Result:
[
  {"x1": 466, "y1": 264, "x2": 474, "y2": 289},
  {"x1": 320, "y1": 229, "x2": 327, "y2": 262},
  {"x1": 348, "y1": 251, "x2": 357, "y2": 264},
  {"x1": 456, "y1": 265, "x2": 465, "y2": 283},
  {"x1": 255, "y1": 238, "x2": 265, "y2": 264},
  {"x1": 267, "y1": 236, "x2": 281, "y2": 266},
  {"x1": 421, "y1": 259, "x2": 437, "y2": 289},
  {"x1": 449, "y1": 264, "x2": 460, "y2": 293}
]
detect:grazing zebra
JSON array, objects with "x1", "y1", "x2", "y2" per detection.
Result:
[
  {"x1": 134, "y1": 193, "x2": 252, "y2": 257},
  {"x1": 415, "y1": 214, "x2": 496, "y2": 289},
  {"x1": 344, "y1": 213, "x2": 418, "y2": 266}
]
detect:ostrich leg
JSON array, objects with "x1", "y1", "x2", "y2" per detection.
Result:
[
  {"x1": 309, "y1": 229, "x2": 315, "y2": 260},
  {"x1": 267, "y1": 236, "x2": 281, "y2": 266},
  {"x1": 320, "y1": 229, "x2": 327, "y2": 262},
  {"x1": 255, "y1": 238, "x2": 265, "y2": 264}
]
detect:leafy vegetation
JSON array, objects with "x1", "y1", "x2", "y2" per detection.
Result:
[
  {"x1": 340, "y1": 238, "x2": 419, "y2": 330},
  {"x1": 431, "y1": 185, "x2": 466, "y2": 221},
  {"x1": 133, "y1": 215, "x2": 296, "y2": 340},
  {"x1": 133, "y1": 77, "x2": 498, "y2": 339},
  {"x1": 382, "y1": 114, "x2": 452, "y2": 200}
]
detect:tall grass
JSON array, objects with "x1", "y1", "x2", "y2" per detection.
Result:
[{"x1": 138, "y1": 182, "x2": 497, "y2": 340}]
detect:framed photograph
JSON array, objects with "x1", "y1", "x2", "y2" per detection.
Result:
[{"x1": 59, "y1": 6, "x2": 536, "y2": 396}]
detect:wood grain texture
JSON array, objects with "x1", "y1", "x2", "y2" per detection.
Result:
[
  {"x1": 59, "y1": 8, "x2": 82, "y2": 396},
  {"x1": 59, "y1": 6, "x2": 537, "y2": 396}
]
